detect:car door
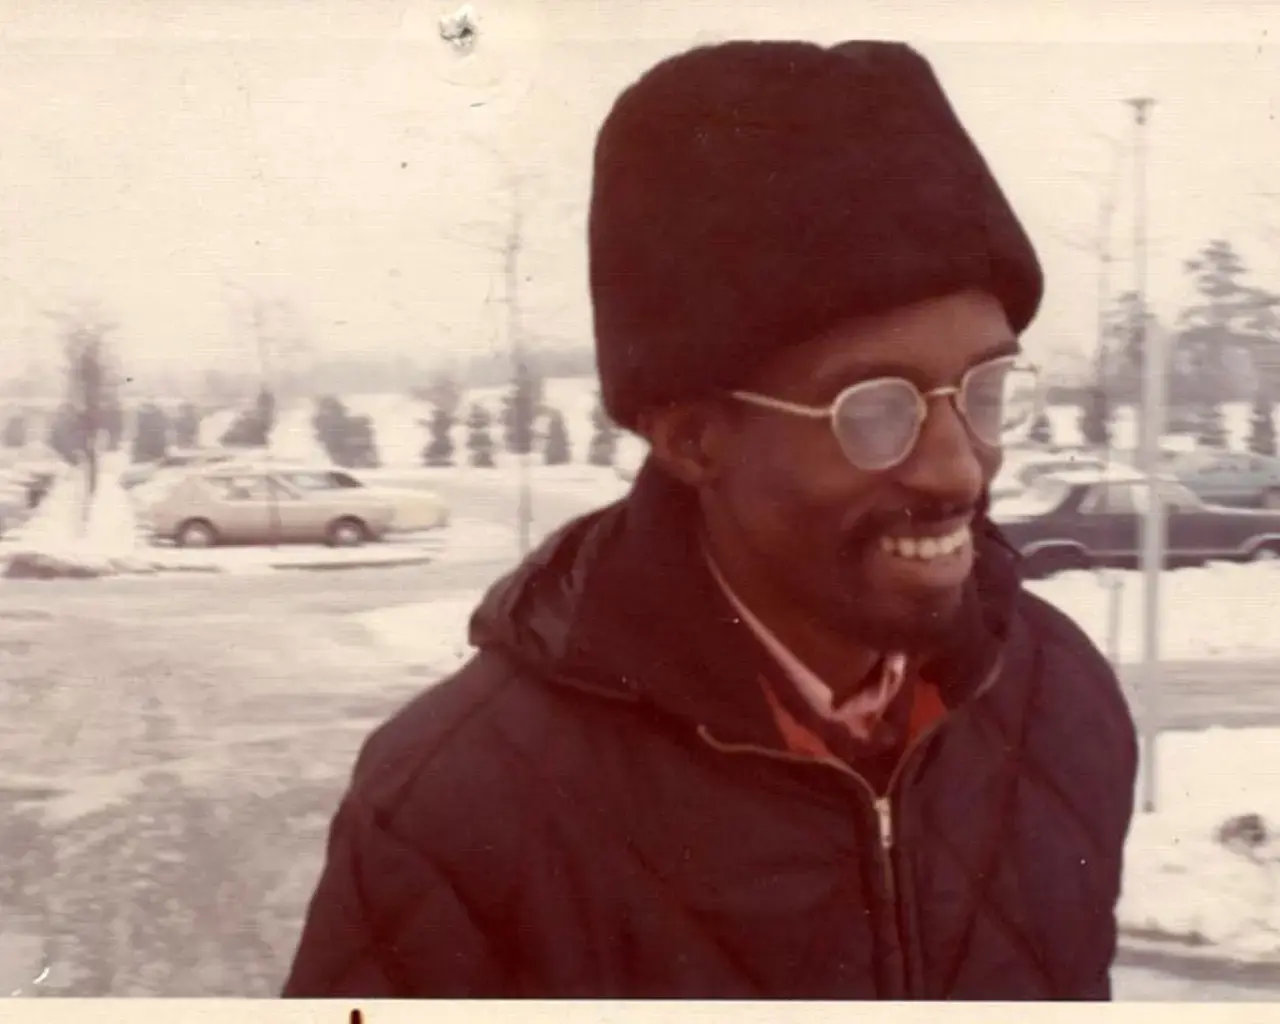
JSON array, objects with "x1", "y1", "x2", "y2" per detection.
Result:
[
  {"x1": 1158, "y1": 480, "x2": 1218, "y2": 563},
  {"x1": 265, "y1": 475, "x2": 322, "y2": 543},
  {"x1": 1075, "y1": 481, "x2": 1143, "y2": 567},
  {"x1": 1248, "y1": 455, "x2": 1280, "y2": 508},
  {"x1": 1199, "y1": 453, "x2": 1254, "y2": 506},
  {"x1": 205, "y1": 473, "x2": 271, "y2": 544}
]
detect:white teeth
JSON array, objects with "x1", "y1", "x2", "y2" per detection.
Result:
[{"x1": 879, "y1": 524, "x2": 971, "y2": 561}]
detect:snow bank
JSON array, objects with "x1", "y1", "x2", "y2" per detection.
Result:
[
  {"x1": 356, "y1": 592, "x2": 483, "y2": 672},
  {"x1": 82, "y1": 456, "x2": 141, "y2": 560},
  {"x1": 1028, "y1": 563, "x2": 1280, "y2": 662},
  {"x1": 3, "y1": 454, "x2": 158, "y2": 578},
  {"x1": 1122, "y1": 727, "x2": 1280, "y2": 959}
]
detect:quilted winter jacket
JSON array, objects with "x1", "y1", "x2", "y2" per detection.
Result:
[{"x1": 283, "y1": 463, "x2": 1139, "y2": 1000}]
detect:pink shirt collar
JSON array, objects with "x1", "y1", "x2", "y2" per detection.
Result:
[{"x1": 703, "y1": 548, "x2": 907, "y2": 740}]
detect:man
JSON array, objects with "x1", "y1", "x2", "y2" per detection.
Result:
[{"x1": 283, "y1": 39, "x2": 1138, "y2": 999}]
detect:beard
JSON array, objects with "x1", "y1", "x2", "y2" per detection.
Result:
[
  {"x1": 827, "y1": 545, "x2": 969, "y2": 655},
  {"x1": 825, "y1": 500, "x2": 984, "y2": 655}
]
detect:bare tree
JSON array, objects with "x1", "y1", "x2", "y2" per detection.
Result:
[
  {"x1": 439, "y1": 137, "x2": 546, "y2": 555},
  {"x1": 221, "y1": 284, "x2": 312, "y2": 402},
  {"x1": 1045, "y1": 131, "x2": 1126, "y2": 385},
  {"x1": 43, "y1": 299, "x2": 120, "y2": 523},
  {"x1": 221, "y1": 284, "x2": 312, "y2": 547}
]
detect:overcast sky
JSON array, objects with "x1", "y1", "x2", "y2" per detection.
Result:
[{"x1": 0, "y1": 0, "x2": 1278, "y2": 381}]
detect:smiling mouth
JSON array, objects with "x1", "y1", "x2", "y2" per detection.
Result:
[{"x1": 877, "y1": 522, "x2": 972, "y2": 561}]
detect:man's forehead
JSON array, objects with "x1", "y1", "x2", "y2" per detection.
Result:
[{"x1": 761, "y1": 290, "x2": 1019, "y2": 391}]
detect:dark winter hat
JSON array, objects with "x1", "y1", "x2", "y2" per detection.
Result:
[{"x1": 588, "y1": 40, "x2": 1044, "y2": 430}]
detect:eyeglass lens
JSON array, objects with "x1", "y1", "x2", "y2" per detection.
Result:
[{"x1": 831, "y1": 358, "x2": 1036, "y2": 470}]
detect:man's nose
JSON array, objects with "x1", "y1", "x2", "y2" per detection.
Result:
[{"x1": 894, "y1": 395, "x2": 987, "y2": 507}]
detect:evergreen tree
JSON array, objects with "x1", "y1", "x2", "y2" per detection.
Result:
[
  {"x1": 1078, "y1": 385, "x2": 1112, "y2": 449},
  {"x1": 416, "y1": 372, "x2": 463, "y2": 419},
  {"x1": 101, "y1": 399, "x2": 125, "y2": 452},
  {"x1": 174, "y1": 402, "x2": 202, "y2": 449},
  {"x1": 312, "y1": 395, "x2": 346, "y2": 459},
  {"x1": 1249, "y1": 390, "x2": 1277, "y2": 456},
  {"x1": 466, "y1": 403, "x2": 496, "y2": 468},
  {"x1": 543, "y1": 408, "x2": 571, "y2": 465},
  {"x1": 2, "y1": 413, "x2": 26, "y2": 449},
  {"x1": 1027, "y1": 410, "x2": 1054, "y2": 446},
  {"x1": 344, "y1": 414, "x2": 380, "y2": 468},
  {"x1": 312, "y1": 396, "x2": 379, "y2": 468},
  {"x1": 422, "y1": 406, "x2": 456, "y2": 467},
  {"x1": 48, "y1": 402, "x2": 81, "y2": 464},
  {"x1": 502, "y1": 359, "x2": 542, "y2": 456},
  {"x1": 587, "y1": 396, "x2": 619, "y2": 467},
  {"x1": 1195, "y1": 403, "x2": 1229, "y2": 449},
  {"x1": 221, "y1": 386, "x2": 277, "y2": 448},
  {"x1": 131, "y1": 403, "x2": 170, "y2": 464}
]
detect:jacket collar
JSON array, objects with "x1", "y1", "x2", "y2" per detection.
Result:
[{"x1": 468, "y1": 457, "x2": 1020, "y2": 747}]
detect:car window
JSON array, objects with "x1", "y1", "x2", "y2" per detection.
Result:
[
  {"x1": 206, "y1": 475, "x2": 269, "y2": 501},
  {"x1": 283, "y1": 472, "x2": 336, "y2": 490},
  {"x1": 1080, "y1": 482, "x2": 1143, "y2": 515},
  {"x1": 1157, "y1": 480, "x2": 1203, "y2": 511}
]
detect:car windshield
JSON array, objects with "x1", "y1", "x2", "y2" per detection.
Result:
[{"x1": 990, "y1": 475, "x2": 1070, "y2": 518}]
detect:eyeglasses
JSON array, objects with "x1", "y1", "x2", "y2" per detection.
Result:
[{"x1": 729, "y1": 354, "x2": 1040, "y2": 472}]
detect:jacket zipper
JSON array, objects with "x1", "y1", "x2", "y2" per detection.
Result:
[{"x1": 695, "y1": 657, "x2": 1002, "y2": 995}]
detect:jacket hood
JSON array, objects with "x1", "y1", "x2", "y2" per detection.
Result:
[{"x1": 468, "y1": 458, "x2": 1022, "y2": 748}]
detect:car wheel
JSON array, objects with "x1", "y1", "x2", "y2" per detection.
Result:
[
  {"x1": 1250, "y1": 541, "x2": 1280, "y2": 562},
  {"x1": 1020, "y1": 545, "x2": 1091, "y2": 579},
  {"x1": 176, "y1": 519, "x2": 219, "y2": 548},
  {"x1": 1264, "y1": 489, "x2": 1280, "y2": 511},
  {"x1": 327, "y1": 517, "x2": 368, "y2": 548}
]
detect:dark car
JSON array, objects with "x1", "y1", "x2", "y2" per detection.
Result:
[{"x1": 991, "y1": 465, "x2": 1280, "y2": 578}]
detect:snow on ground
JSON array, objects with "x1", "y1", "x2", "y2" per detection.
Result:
[
  {"x1": 356, "y1": 591, "x2": 483, "y2": 672},
  {"x1": 1046, "y1": 400, "x2": 1273, "y2": 453},
  {"x1": 1027, "y1": 563, "x2": 1280, "y2": 663},
  {"x1": 1122, "y1": 727, "x2": 1280, "y2": 959}
]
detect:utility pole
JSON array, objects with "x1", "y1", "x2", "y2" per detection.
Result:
[
  {"x1": 1093, "y1": 138, "x2": 1124, "y2": 437},
  {"x1": 504, "y1": 180, "x2": 532, "y2": 558},
  {"x1": 1128, "y1": 95, "x2": 1163, "y2": 814},
  {"x1": 251, "y1": 295, "x2": 281, "y2": 550}
]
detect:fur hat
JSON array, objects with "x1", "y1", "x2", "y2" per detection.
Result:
[{"x1": 588, "y1": 40, "x2": 1043, "y2": 430}]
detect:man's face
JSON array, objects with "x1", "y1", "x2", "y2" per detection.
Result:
[{"x1": 695, "y1": 288, "x2": 1017, "y2": 655}]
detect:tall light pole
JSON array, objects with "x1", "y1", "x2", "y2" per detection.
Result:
[
  {"x1": 1093, "y1": 138, "x2": 1124, "y2": 458},
  {"x1": 1128, "y1": 96, "x2": 1163, "y2": 814},
  {"x1": 503, "y1": 179, "x2": 533, "y2": 558}
]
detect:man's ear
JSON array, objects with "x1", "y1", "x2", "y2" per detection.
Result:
[{"x1": 637, "y1": 400, "x2": 733, "y2": 488}]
